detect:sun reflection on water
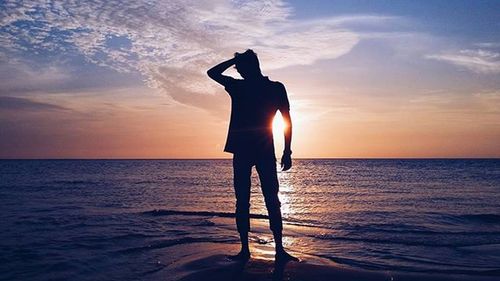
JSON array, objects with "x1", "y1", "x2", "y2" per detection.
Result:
[{"x1": 278, "y1": 168, "x2": 294, "y2": 218}]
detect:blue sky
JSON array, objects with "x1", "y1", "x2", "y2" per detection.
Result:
[
  {"x1": 0, "y1": 0, "x2": 499, "y2": 158},
  {"x1": 291, "y1": 0, "x2": 500, "y2": 37}
]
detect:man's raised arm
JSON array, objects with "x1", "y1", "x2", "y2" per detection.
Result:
[{"x1": 207, "y1": 57, "x2": 236, "y2": 86}]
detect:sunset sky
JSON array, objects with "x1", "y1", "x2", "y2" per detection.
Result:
[{"x1": 1, "y1": 0, "x2": 499, "y2": 158}]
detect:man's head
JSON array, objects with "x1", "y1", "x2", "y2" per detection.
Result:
[{"x1": 234, "y1": 49, "x2": 262, "y2": 79}]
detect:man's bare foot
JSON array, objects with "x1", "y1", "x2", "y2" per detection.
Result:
[
  {"x1": 228, "y1": 250, "x2": 250, "y2": 261},
  {"x1": 275, "y1": 250, "x2": 299, "y2": 263}
]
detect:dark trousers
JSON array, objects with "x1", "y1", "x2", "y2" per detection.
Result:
[{"x1": 233, "y1": 152, "x2": 283, "y2": 234}]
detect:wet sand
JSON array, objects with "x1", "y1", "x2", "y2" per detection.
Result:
[{"x1": 158, "y1": 242, "x2": 496, "y2": 281}]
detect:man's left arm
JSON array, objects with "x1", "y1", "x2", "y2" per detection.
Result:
[
  {"x1": 278, "y1": 82, "x2": 292, "y2": 171},
  {"x1": 281, "y1": 110, "x2": 293, "y2": 171}
]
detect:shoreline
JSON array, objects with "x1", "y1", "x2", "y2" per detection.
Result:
[{"x1": 159, "y1": 242, "x2": 498, "y2": 281}]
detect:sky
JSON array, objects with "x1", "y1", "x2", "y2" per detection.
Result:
[{"x1": 0, "y1": 0, "x2": 499, "y2": 159}]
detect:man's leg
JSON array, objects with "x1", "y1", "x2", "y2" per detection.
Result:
[
  {"x1": 231, "y1": 153, "x2": 252, "y2": 260},
  {"x1": 256, "y1": 155, "x2": 298, "y2": 262},
  {"x1": 255, "y1": 156, "x2": 283, "y2": 247}
]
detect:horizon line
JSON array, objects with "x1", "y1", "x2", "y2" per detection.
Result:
[{"x1": 1, "y1": 157, "x2": 499, "y2": 160}]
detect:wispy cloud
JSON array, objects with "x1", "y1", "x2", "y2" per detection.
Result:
[
  {"x1": 0, "y1": 96, "x2": 68, "y2": 111},
  {"x1": 0, "y1": 60, "x2": 71, "y2": 95},
  {"x1": 0, "y1": 0, "x2": 401, "y2": 111},
  {"x1": 426, "y1": 48, "x2": 500, "y2": 74},
  {"x1": 408, "y1": 89, "x2": 500, "y2": 117}
]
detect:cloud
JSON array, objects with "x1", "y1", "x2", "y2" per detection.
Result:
[
  {"x1": 472, "y1": 90, "x2": 500, "y2": 114},
  {"x1": 0, "y1": 96, "x2": 68, "y2": 111},
  {"x1": 408, "y1": 90, "x2": 500, "y2": 117},
  {"x1": 0, "y1": 0, "x2": 403, "y2": 112},
  {"x1": 0, "y1": 60, "x2": 71, "y2": 95},
  {"x1": 426, "y1": 48, "x2": 500, "y2": 74}
]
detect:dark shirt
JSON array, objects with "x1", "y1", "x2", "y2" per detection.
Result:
[{"x1": 222, "y1": 76, "x2": 290, "y2": 155}]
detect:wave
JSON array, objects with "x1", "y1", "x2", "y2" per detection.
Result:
[
  {"x1": 142, "y1": 209, "x2": 269, "y2": 219},
  {"x1": 51, "y1": 180, "x2": 97, "y2": 185},
  {"x1": 433, "y1": 213, "x2": 500, "y2": 225},
  {"x1": 114, "y1": 236, "x2": 238, "y2": 254},
  {"x1": 142, "y1": 209, "x2": 500, "y2": 236},
  {"x1": 142, "y1": 209, "x2": 336, "y2": 228},
  {"x1": 457, "y1": 214, "x2": 500, "y2": 224},
  {"x1": 315, "y1": 233, "x2": 500, "y2": 248},
  {"x1": 347, "y1": 224, "x2": 500, "y2": 236},
  {"x1": 314, "y1": 253, "x2": 500, "y2": 276},
  {"x1": 133, "y1": 180, "x2": 159, "y2": 184}
]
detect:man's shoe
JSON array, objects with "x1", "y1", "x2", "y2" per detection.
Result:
[
  {"x1": 275, "y1": 250, "x2": 299, "y2": 263},
  {"x1": 228, "y1": 250, "x2": 251, "y2": 261}
]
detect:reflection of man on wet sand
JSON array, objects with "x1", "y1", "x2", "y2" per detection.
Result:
[{"x1": 207, "y1": 49, "x2": 298, "y2": 263}]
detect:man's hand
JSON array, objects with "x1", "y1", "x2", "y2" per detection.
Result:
[
  {"x1": 206, "y1": 57, "x2": 237, "y2": 85},
  {"x1": 280, "y1": 152, "x2": 292, "y2": 171}
]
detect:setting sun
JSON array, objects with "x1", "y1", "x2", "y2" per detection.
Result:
[
  {"x1": 272, "y1": 111, "x2": 286, "y2": 136},
  {"x1": 272, "y1": 111, "x2": 288, "y2": 152}
]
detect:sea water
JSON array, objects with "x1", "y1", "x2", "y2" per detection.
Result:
[{"x1": 1, "y1": 159, "x2": 499, "y2": 280}]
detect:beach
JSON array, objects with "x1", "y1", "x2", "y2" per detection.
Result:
[{"x1": 159, "y1": 239, "x2": 498, "y2": 281}]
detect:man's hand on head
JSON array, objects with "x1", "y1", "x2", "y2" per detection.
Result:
[{"x1": 281, "y1": 151, "x2": 292, "y2": 171}]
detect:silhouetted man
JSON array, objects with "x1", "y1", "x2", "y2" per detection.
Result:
[{"x1": 207, "y1": 50, "x2": 297, "y2": 263}]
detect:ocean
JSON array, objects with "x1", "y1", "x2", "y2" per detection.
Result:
[{"x1": 1, "y1": 159, "x2": 499, "y2": 280}]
